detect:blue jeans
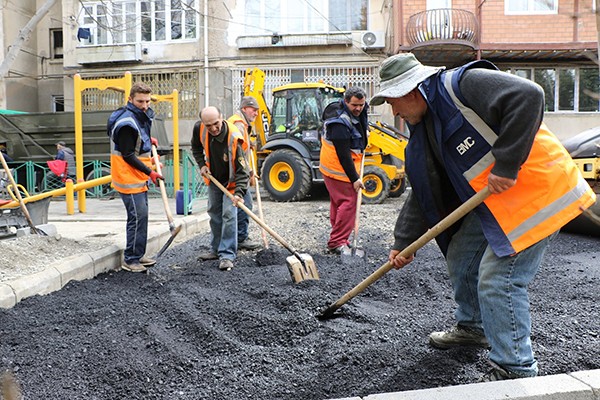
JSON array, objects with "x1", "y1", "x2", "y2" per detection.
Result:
[
  {"x1": 445, "y1": 212, "x2": 557, "y2": 378},
  {"x1": 207, "y1": 184, "x2": 237, "y2": 261},
  {"x1": 237, "y1": 189, "x2": 253, "y2": 242},
  {"x1": 119, "y1": 191, "x2": 148, "y2": 264}
]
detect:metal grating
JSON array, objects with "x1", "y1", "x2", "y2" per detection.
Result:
[
  {"x1": 80, "y1": 70, "x2": 199, "y2": 119},
  {"x1": 232, "y1": 65, "x2": 379, "y2": 112}
]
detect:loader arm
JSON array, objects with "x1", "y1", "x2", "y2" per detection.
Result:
[{"x1": 243, "y1": 68, "x2": 271, "y2": 150}]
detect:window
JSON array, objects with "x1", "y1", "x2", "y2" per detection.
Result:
[
  {"x1": 506, "y1": 0, "x2": 557, "y2": 14},
  {"x1": 79, "y1": 0, "x2": 198, "y2": 45},
  {"x1": 507, "y1": 66, "x2": 599, "y2": 112},
  {"x1": 534, "y1": 69, "x2": 556, "y2": 112},
  {"x1": 244, "y1": 0, "x2": 367, "y2": 35},
  {"x1": 52, "y1": 95, "x2": 65, "y2": 112},
  {"x1": 50, "y1": 29, "x2": 63, "y2": 59},
  {"x1": 579, "y1": 68, "x2": 599, "y2": 112}
]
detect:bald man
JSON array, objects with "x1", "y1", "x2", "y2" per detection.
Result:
[{"x1": 191, "y1": 106, "x2": 250, "y2": 271}]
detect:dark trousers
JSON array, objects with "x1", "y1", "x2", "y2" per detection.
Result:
[
  {"x1": 237, "y1": 189, "x2": 253, "y2": 242},
  {"x1": 120, "y1": 191, "x2": 149, "y2": 264}
]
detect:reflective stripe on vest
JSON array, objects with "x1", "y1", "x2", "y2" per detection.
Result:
[
  {"x1": 200, "y1": 120, "x2": 243, "y2": 192},
  {"x1": 319, "y1": 138, "x2": 362, "y2": 182},
  {"x1": 227, "y1": 114, "x2": 251, "y2": 156},
  {"x1": 443, "y1": 70, "x2": 597, "y2": 255},
  {"x1": 109, "y1": 115, "x2": 152, "y2": 194}
]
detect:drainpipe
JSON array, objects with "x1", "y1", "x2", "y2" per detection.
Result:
[
  {"x1": 204, "y1": 0, "x2": 209, "y2": 107},
  {"x1": 477, "y1": 0, "x2": 485, "y2": 60}
]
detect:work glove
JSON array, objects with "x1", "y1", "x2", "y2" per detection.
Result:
[
  {"x1": 151, "y1": 137, "x2": 159, "y2": 147},
  {"x1": 149, "y1": 171, "x2": 164, "y2": 185}
]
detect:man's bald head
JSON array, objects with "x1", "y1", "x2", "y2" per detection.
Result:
[{"x1": 200, "y1": 106, "x2": 223, "y2": 136}]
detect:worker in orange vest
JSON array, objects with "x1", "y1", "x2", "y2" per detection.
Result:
[{"x1": 372, "y1": 53, "x2": 595, "y2": 382}]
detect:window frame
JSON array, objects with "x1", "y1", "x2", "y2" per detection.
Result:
[
  {"x1": 505, "y1": 0, "x2": 558, "y2": 15},
  {"x1": 79, "y1": 0, "x2": 198, "y2": 46},
  {"x1": 505, "y1": 66, "x2": 599, "y2": 113},
  {"x1": 243, "y1": 0, "x2": 368, "y2": 35}
]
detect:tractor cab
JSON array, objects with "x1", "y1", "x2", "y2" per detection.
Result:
[{"x1": 267, "y1": 84, "x2": 344, "y2": 153}]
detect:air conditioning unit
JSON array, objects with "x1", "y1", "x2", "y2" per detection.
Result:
[{"x1": 358, "y1": 31, "x2": 385, "y2": 49}]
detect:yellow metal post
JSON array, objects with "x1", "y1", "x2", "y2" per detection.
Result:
[
  {"x1": 65, "y1": 179, "x2": 75, "y2": 215},
  {"x1": 151, "y1": 90, "x2": 180, "y2": 192},
  {"x1": 72, "y1": 72, "x2": 132, "y2": 213}
]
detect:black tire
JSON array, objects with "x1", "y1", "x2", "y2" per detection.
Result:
[
  {"x1": 561, "y1": 191, "x2": 600, "y2": 237},
  {"x1": 261, "y1": 149, "x2": 312, "y2": 202},
  {"x1": 85, "y1": 167, "x2": 113, "y2": 197},
  {"x1": 362, "y1": 165, "x2": 390, "y2": 204},
  {"x1": 387, "y1": 155, "x2": 406, "y2": 198}
]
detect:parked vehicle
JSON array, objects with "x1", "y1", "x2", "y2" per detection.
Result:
[{"x1": 243, "y1": 68, "x2": 407, "y2": 204}]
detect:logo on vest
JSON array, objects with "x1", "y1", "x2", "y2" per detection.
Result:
[{"x1": 456, "y1": 137, "x2": 475, "y2": 155}]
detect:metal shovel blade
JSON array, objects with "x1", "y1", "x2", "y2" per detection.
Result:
[
  {"x1": 156, "y1": 224, "x2": 182, "y2": 258},
  {"x1": 286, "y1": 254, "x2": 320, "y2": 283},
  {"x1": 341, "y1": 245, "x2": 366, "y2": 264}
]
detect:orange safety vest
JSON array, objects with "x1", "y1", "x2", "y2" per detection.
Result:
[
  {"x1": 108, "y1": 108, "x2": 153, "y2": 194},
  {"x1": 436, "y1": 65, "x2": 597, "y2": 256},
  {"x1": 227, "y1": 113, "x2": 251, "y2": 156},
  {"x1": 319, "y1": 138, "x2": 363, "y2": 183},
  {"x1": 199, "y1": 120, "x2": 244, "y2": 193}
]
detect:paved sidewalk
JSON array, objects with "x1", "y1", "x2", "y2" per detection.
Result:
[{"x1": 1, "y1": 197, "x2": 599, "y2": 400}]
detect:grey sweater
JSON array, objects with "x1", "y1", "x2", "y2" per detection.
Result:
[{"x1": 392, "y1": 67, "x2": 545, "y2": 252}]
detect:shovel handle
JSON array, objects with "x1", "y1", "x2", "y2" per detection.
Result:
[
  {"x1": 249, "y1": 148, "x2": 269, "y2": 249},
  {"x1": 151, "y1": 145, "x2": 175, "y2": 229},
  {"x1": 352, "y1": 153, "x2": 367, "y2": 250},
  {"x1": 0, "y1": 151, "x2": 40, "y2": 234},
  {"x1": 203, "y1": 171, "x2": 298, "y2": 255},
  {"x1": 319, "y1": 187, "x2": 491, "y2": 319}
]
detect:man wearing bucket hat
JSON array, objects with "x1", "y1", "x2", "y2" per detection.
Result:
[{"x1": 372, "y1": 53, "x2": 595, "y2": 382}]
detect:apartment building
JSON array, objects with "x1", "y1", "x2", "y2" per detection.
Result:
[
  {"x1": 392, "y1": 0, "x2": 600, "y2": 139},
  {"x1": 0, "y1": 1, "x2": 597, "y2": 141},
  {"x1": 1, "y1": 0, "x2": 392, "y2": 144}
]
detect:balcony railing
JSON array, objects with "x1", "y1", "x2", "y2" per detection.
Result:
[{"x1": 406, "y1": 9, "x2": 478, "y2": 47}]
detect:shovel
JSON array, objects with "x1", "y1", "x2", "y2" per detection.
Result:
[
  {"x1": 151, "y1": 145, "x2": 182, "y2": 258},
  {"x1": 0, "y1": 150, "x2": 45, "y2": 235},
  {"x1": 318, "y1": 187, "x2": 491, "y2": 320},
  {"x1": 249, "y1": 147, "x2": 269, "y2": 249},
  {"x1": 203, "y1": 171, "x2": 319, "y2": 283},
  {"x1": 341, "y1": 153, "x2": 367, "y2": 262}
]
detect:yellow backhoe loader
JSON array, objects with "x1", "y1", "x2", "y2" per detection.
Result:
[{"x1": 243, "y1": 68, "x2": 407, "y2": 204}]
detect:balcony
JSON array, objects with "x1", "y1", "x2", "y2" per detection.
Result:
[{"x1": 403, "y1": 8, "x2": 479, "y2": 65}]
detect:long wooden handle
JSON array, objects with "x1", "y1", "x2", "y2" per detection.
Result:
[
  {"x1": 249, "y1": 147, "x2": 269, "y2": 248},
  {"x1": 319, "y1": 187, "x2": 491, "y2": 319},
  {"x1": 204, "y1": 171, "x2": 299, "y2": 256},
  {"x1": 0, "y1": 151, "x2": 39, "y2": 234},
  {"x1": 151, "y1": 145, "x2": 175, "y2": 230},
  {"x1": 352, "y1": 153, "x2": 367, "y2": 249}
]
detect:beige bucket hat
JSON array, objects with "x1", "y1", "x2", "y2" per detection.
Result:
[{"x1": 370, "y1": 53, "x2": 445, "y2": 106}]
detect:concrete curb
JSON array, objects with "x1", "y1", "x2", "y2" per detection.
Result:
[
  {"x1": 330, "y1": 369, "x2": 600, "y2": 400},
  {"x1": 0, "y1": 212, "x2": 210, "y2": 310}
]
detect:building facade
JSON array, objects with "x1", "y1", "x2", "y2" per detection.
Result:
[
  {"x1": 0, "y1": 0, "x2": 598, "y2": 142},
  {"x1": 393, "y1": 0, "x2": 600, "y2": 139}
]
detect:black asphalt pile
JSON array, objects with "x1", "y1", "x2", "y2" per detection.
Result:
[{"x1": 1, "y1": 195, "x2": 599, "y2": 399}]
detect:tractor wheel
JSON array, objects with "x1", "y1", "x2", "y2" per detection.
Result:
[
  {"x1": 85, "y1": 167, "x2": 113, "y2": 197},
  {"x1": 362, "y1": 165, "x2": 390, "y2": 204},
  {"x1": 386, "y1": 155, "x2": 406, "y2": 198},
  {"x1": 389, "y1": 176, "x2": 407, "y2": 198},
  {"x1": 262, "y1": 149, "x2": 312, "y2": 202}
]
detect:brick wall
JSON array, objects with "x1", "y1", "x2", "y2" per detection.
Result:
[{"x1": 397, "y1": 0, "x2": 597, "y2": 46}]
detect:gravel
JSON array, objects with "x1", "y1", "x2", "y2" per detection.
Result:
[{"x1": 0, "y1": 188, "x2": 599, "y2": 399}]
